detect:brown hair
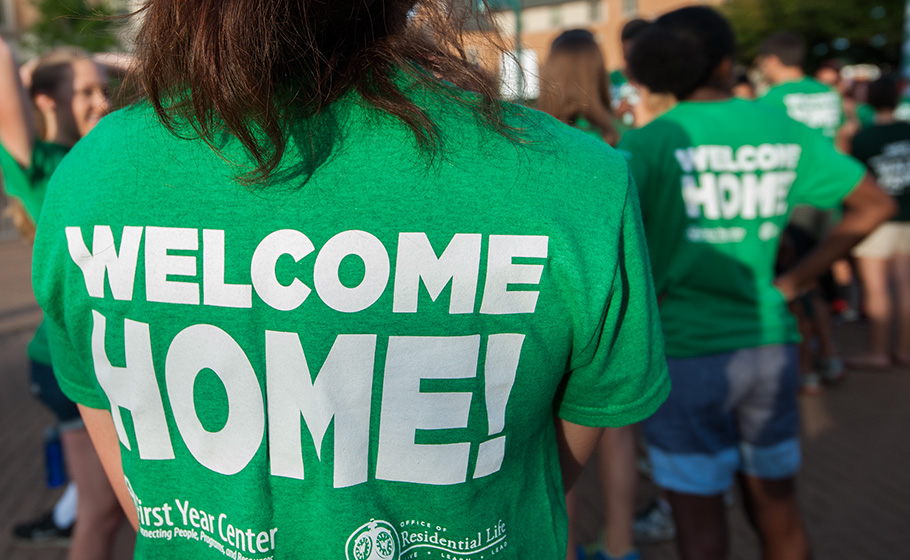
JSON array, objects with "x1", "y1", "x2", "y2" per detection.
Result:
[
  {"x1": 537, "y1": 30, "x2": 616, "y2": 145},
  {"x1": 28, "y1": 48, "x2": 93, "y2": 139},
  {"x1": 128, "y1": 0, "x2": 507, "y2": 184}
]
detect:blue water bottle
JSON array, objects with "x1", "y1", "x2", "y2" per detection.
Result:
[{"x1": 44, "y1": 426, "x2": 66, "y2": 488}]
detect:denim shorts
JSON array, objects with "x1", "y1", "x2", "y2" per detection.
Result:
[
  {"x1": 642, "y1": 345, "x2": 800, "y2": 495},
  {"x1": 30, "y1": 360, "x2": 83, "y2": 429}
]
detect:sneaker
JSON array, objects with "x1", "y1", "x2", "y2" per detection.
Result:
[
  {"x1": 818, "y1": 357, "x2": 845, "y2": 384},
  {"x1": 633, "y1": 499, "x2": 675, "y2": 544},
  {"x1": 799, "y1": 371, "x2": 822, "y2": 395},
  {"x1": 11, "y1": 511, "x2": 72, "y2": 547}
]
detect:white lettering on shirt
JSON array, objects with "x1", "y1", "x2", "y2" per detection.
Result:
[
  {"x1": 65, "y1": 228, "x2": 547, "y2": 485},
  {"x1": 313, "y1": 230, "x2": 390, "y2": 313},
  {"x1": 91, "y1": 310, "x2": 174, "y2": 459},
  {"x1": 146, "y1": 227, "x2": 199, "y2": 305},
  {"x1": 674, "y1": 144, "x2": 801, "y2": 243},
  {"x1": 66, "y1": 225, "x2": 142, "y2": 300},
  {"x1": 165, "y1": 324, "x2": 264, "y2": 475},
  {"x1": 393, "y1": 232, "x2": 481, "y2": 314},
  {"x1": 479, "y1": 235, "x2": 549, "y2": 315},
  {"x1": 265, "y1": 331, "x2": 375, "y2": 488}
]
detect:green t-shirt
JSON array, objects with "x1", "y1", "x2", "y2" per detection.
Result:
[
  {"x1": 33, "y1": 89, "x2": 669, "y2": 560},
  {"x1": 856, "y1": 103, "x2": 876, "y2": 129},
  {"x1": 618, "y1": 98, "x2": 865, "y2": 358},
  {"x1": 758, "y1": 76, "x2": 845, "y2": 140},
  {"x1": 569, "y1": 116, "x2": 630, "y2": 144},
  {"x1": 0, "y1": 140, "x2": 69, "y2": 223},
  {"x1": 609, "y1": 69, "x2": 639, "y2": 125},
  {"x1": 0, "y1": 140, "x2": 70, "y2": 365},
  {"x1": 851, "y1": 121, "x2": 910, "y2": 222}
]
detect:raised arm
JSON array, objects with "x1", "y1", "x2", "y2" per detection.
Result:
[{"x1": 0, "y1": 36, "x2": 36, "y2": 168}]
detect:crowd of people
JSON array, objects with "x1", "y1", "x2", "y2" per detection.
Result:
[{"x1": 0, "y1": 2, "x2": 907, "y2": 560}]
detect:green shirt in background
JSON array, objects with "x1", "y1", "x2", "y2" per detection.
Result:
[
  {"x1": 851, "y1": 121, "x2": 910, "y2": 222},
  {"x1": 33, "y1": 89, "x2": 669, "y2": 560},
  {"x1": 619, "y1": 98, "x2": 865, "y2": 357},
  {"x1": 856, "y1": 103, "x2": 876, "y2": 129},
  {"x1": 0, "y1": 140, "x2": 69, "y2": 365},
  {"x1": 759, "y1": 76, "x2": 845, "y2": 140}
]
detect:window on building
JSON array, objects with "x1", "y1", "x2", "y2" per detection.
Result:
[
  {"x1": 467, "y1": 46, "x2": 481, "y2": 65},
  {"x1": 0, "y1": 0, "x2": 12, "y2": 31},
  {"x1": 550, "y1": 6, "x2": 562, "y2": 27},
  {"x1": 622, "y1": 0, "x2": 638, "y2": 17},
  {"x1": 500, "y1": 49, "x2": 540, "y2": 101}
]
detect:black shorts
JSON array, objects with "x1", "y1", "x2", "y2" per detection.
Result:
[
  {"x1": 30, "y1": 361, "x2": 81, "y2": 427},
  {"x1": 780, "y1": 225, "x2": 839, "y2": 302}
]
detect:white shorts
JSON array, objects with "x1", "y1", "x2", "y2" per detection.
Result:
[{"x1": 852, "y1": 222, "x2": 910, "y2": 259}]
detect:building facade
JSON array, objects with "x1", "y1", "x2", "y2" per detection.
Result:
[{"x1": 471, "y1": 0, "x2": 723, "y2": 99}]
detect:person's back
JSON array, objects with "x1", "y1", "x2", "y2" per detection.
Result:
[
  {"x1": 761, "y1": 76, "x2": 844, "y2": 139},
  {"x1": 757, "y1": 32, "x2": 845, "y2": 141},
  {"x1": 618, "y1": 7, "x2": 893, "y2": 560},
  {"x1": 847, "y1": 75, "x2": 910, "y2": 369},
  {"x1": 621, "y1": 97, "x2": 860, "y2": 356},
  {"x1": 30, "y1": 2, "x2": 670, "y2": 559}
]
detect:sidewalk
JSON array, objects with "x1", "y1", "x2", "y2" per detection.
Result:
[
  {"x1": 1, "y1": 239, "x2": 908, "y2": 559},
  {"x1": 574, "y1": 325, "x2": 910, "y2": 559},
  {"x1": 0, "y1": 239, "x2": 42, "y2": 336},
  {"x1": 0, "y1": 240, "x2": 133, "y2": 560}
]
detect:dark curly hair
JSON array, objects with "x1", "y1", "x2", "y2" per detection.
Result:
[{"x1": 626, "y1": 6, "x2": 735, "y2": 100}]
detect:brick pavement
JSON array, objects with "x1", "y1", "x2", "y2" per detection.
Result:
[{"x1": 1, "y1": 239, "x2": 908, "y2": 559}]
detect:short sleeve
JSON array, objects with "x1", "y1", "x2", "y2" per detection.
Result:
[
  {"x1": 790, "y1": 124, "x2": 866, "y2": 209},
  {"x1": 556, "y1": 176, "x2": 671, "y2": 427},
  {"x1": 46, "y1": 312, "x2": 109, "y2": 409},
  {"x1": 0, "y1": 140, "x2": 68, "y2": 222},
  {"x1": 32, "y1": 181, "x2": 108, "y2": 410},
  {"x1": 617, "y1": 131, "x2": 652, "y2": 215}
]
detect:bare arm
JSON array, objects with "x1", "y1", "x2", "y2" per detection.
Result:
[
  {"x1": 776, "y1": 173, "x2": 896, "y2": 299},
  {"x1": 0, "y1": 37, "x2": 35, "y2": 168},
  {"x1": 78, "y1": 404, "x2": 140, "y2": 530},
  {"x1": 555, "y1": 417, "x2": 603, "y2": 492}
]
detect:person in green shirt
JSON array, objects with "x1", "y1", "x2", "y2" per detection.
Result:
[
  {"x1": 757, "y1": 32, "x2": 850, "y2": 392},
  {"x1": 848, "y1": 75, "x2": 910, "y2": 369},
  {"x1": 618, "y1": 7, "x2": 894, "y2": 560},
  {"x1": 538, "y1": 28, "x2": 661, "y2": 560},
  {"x1": 757, "y1": 33, "x2": 845, "y2": 143},
  {"x1": 609, "y1": 19, "x2": 649, "y2": 127},
  {"x1": 0, "y1": 38, "x2": 127, "y2": 560},
  {"x1": 30, "y1": 1, "x2": 671, "y2": 559}
]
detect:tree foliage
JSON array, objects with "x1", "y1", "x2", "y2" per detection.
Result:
[
  {"x1": 723, "y1": 0, "x2": 905, "y2": 69},
  {"x1": 23, "y1": 0, "x2": 122, "y2": 54}
]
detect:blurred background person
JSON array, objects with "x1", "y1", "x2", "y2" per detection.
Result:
[
  {"x1": 619, "y1": 6, "x2": 893, "y2": 559},
  {"x1": 610, "y1": 19, "x2": 650, "y2": 128},
  {"x1": 538, "y1": 31, "x2": 634, "y2": 560},
  {"x1": 732, "y1": 71, "x2": 756, "y2": 100},
  {"x1": 848, "y1": 74, "x2": 910, "y2": 369},
  {"x1": 0, "y1": 38, "x2": 129, "y2": 560},
  {"x1": 538, "y1": 29, "x2": 619, "y2": 145},
  {"x1": 757, "y1": 31, "x2": 849, "y2": 392}
]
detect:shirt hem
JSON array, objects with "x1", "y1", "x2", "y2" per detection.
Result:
[{"x1": 558, "y1": 375, "x2": 671, "y2": 428}]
